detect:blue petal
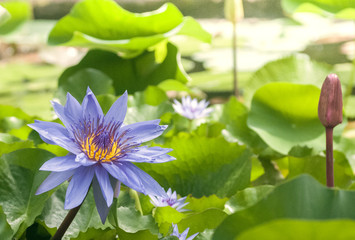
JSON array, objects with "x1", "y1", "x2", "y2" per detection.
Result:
[
  {"x1": 36, "y1": 170, "x2": 75, "y2": 195},
  {"x1": 94, "y1": 165, "x2": 113, "y2": 207},
  {"x1": 28, "y1": 120, "x2": 81, "y2": 154},
  {"x1": 104, "y1": 91, "x2": 127, "y2": 125},
  {"x1": 102, "y1": 161, "x2": 166, "y2": 197},
  {"x1": 181, "y1": 228, "x2": 189, "y2": 239},
  {"x1": 51, "y1": 101, "x2": 70, "y2": 127},
  {"x1": 187, "y1": 232, "x2": 199, "y2": 240},
  {"x1": 92, "y1": 176, "x2": 110, "y2": 224},
  {"x1": 40, "y1": 155, "x2": 81, "y2": 172},
  {"x1": 65, "y1": 166, "x2": 95, "y2": 209},
  {"x1": 122, "y1": 146, "x2": 175, "y2": 163},
  {"x1": 119, "y1": 120, "x2": 167, "y2": 144},
  {"x1": 75, "y1": 153, "x2": 97, "y2": 166},
  {"x1": 81, "y1": 87, "x2": 103, "y2": 120},
  {"x1": 64, "y1": 92, "x2": 82, "y2": 124}
]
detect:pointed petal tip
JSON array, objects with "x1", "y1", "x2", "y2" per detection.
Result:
[
  {"x1": 35, "y1": 189, "x2": 44, "y2": 195},
  {"x1": 86, "y1": 86, "x2": 93, "y2": 94}
]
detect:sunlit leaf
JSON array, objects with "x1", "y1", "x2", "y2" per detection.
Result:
[
  {"x1": 213, "y1": 174, "x2": 355, "y2": 240},
  {"x1": 138, "y1": 134, "x2": 252, "y2": 198},
  {"x1": 237, "y1": 219, "x2": 355, "y2": 240},
  {"x1": 178, "y1": 209, "x2": 227, "y2": 237},
  {"x1": 0, "y1": 0, "x2": 31, "y2": 35},
  {"x1": 185, "y1": 195, "x2": 228, "y2": 212},
  {"x1": 154, "y1": 207, "x2": 185, "y2": 235},
  {"x1": 48, "y1": 0, "x2": 211, "y2": 57}
]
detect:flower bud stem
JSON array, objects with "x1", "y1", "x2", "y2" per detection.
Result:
[
  {"x1": 51, "y1": 204, "x2": 82, "y2": 240},
  {"x1": 232, "y1": 21, "x2": 238, "y2": 98},
  {"x1": 325, "y1": 127, "x2": 334, "y2": 187}
]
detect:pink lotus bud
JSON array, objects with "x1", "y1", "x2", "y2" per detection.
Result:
[{"x1": 318, "y1": 74, "x2": 343, "y2": 128}]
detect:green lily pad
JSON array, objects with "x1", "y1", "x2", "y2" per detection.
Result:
[
  {"x1": 243, "y1": 54, "x2": 333, "y2": 105},
  {"x1": 48, "y1": 0, "x2": 211, "y2": 57},
  {"x1": 213, "y1": 174, "x2": 355, "y2": 240},
  {"x1": 247, "y1": 82, "x2": 343, "y2": 155},
  {"x1": 237, "y1": 219, "x2": 355, "y2": 240}
]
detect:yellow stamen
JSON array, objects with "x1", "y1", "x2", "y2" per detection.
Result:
[{"x1": 81, "y1": 135, "x2": 121, "y2": 162}]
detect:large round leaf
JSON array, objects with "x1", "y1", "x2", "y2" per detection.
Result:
[
  {"x1": 48, "y1": 0, "x2": 211, "y2": 57},
  {"x1": 213, "y1": 174, "x2": 355, "y2": 240},
  {"x1": 237, "y1": 219, "x2": 355, "y2": 240},
  {"x1": 243, "y1": 54, "x2": 333, "y2": 104},
  {"x1": 247, "y1": 82, "x2": 327, "y2": 155}
]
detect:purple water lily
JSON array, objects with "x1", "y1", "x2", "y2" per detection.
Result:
[
  {"x1": 171, "y1": 224, "x2": 198, "y2": 240},
  {"x1": 149, "y1": 188, "x2": 188, "y2": 212},
  {"x1": 173, "y1": 96, "x2": 213, "y2": 120},
  {"x1": 29, "y1": 88, "x2": 175, "y2": 223}
]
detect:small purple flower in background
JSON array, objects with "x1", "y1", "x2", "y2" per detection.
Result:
[
  {"x1": 29, "y1": 88, "x2": 175, "y2": 223},
  {"x1": 171, "y1": 224, "x2": 198, "y2": 240},
  {"x1": 149, "y1": 188, "x2": 188, "y2": 212},
  {"x1": 172, "y1": 96, "x2": 213, "y2": 120}
]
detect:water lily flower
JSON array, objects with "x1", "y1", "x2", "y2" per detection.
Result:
[
  {"x1": 149, "y1": 188, "x2": 188, "y2": 212},
  {"x1": 171, "y1": 224, "x2": 198, "y2": 240},
  {"x1": 29, "y1": 88, "x2": 175, "y2": 223},
  {"x1": 172, "y1": 96, "x2": 213, "y2": 120}
]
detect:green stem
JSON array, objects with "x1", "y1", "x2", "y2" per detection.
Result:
[
  {"x1": 188, "y1": 119, "x2": 193, "y2": 132},
  {"x1": 51, "y1": 204, "x2": 82, "y2": 240},
  {"x1": 232, "y1": 20, "x2": 238, "y2": 97},
  {"x1": 325, "y1": 127, "x2": 334, "y2": 187},
  {"x1": 131, "y1": 190, "x2": 143, "y2": 215}
]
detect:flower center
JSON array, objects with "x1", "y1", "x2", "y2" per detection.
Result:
[
  {"x1": 164, "y1": 198, "x2": 176, "y2": 206},
  {"x1": 73, "y1": 118, "x2": 129, "y2": 162},
  {"x1": 82, "y1": 132, "x2": 121, "y2": 162}
]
